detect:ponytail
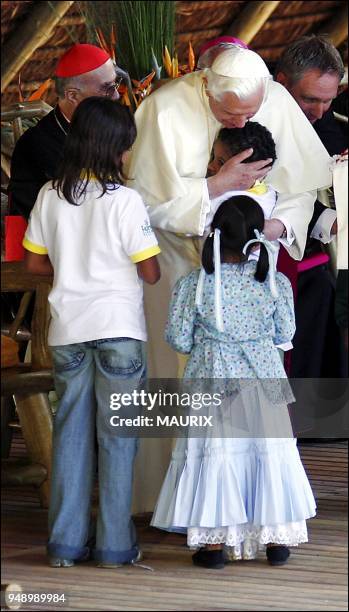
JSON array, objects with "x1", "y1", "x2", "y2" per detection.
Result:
[
  {"x1": 202, "y1": 234, "x2": 215, "y2": 274},
  {"x1": 255, "y1": 243, "x2": 269, "y2": 283},
  {"x1": 201, "y1": 197, "x2": 278, "y2": 300}
]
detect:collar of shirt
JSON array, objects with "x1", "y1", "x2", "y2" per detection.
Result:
[
  {"x1": 54, "y1": 105, "x2": 70, "y2": 135},
  {"x1": 247, "y1": 180, "x2": 268, "y2": 195}
]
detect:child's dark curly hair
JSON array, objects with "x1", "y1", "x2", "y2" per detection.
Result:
[{"x1": 219, "y1": 122, "x2": 277, "y2": 165}]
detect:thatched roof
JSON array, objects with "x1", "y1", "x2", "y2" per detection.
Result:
[{"x1": 1, "y1": 0, "x2": 348, "y2": 105}]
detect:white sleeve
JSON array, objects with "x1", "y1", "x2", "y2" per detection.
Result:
[
  {"x1": 205, "y1": 186, "x2": 224, "y2": 231},
  {"x1": 119, "y1": 191, "x2": 161, "y2": 263},
  {"x1": 278, "y1": 218, "x2": 295, "y2": 247},
  {"x1": 311, "y1": 208, "x2": 337, "y2": 243},
  {"x1": 271, "y1": 190, "x2": 317, "y2": 260},
  {"x1": 22, "y1": 189, "x2": 48, "y2": 254},
  {"x1": 127, "y1": 96, "x2": 210, "y2": 236}
]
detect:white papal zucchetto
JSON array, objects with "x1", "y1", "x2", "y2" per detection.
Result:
[{"x1": 210, "y1": 47, "x2": 271, "y2": 79}]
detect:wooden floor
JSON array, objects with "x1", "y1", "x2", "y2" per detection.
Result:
[{"x1": 1, "y1": 441, "x2": 348, "y2": 611}]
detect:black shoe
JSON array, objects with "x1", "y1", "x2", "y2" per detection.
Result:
[
  {"x1": 266, "y1": 546, "x2": 290, "y2": 566},
  {"x1": 192, "y1": 548, "x2": 225, "y2": 569}
]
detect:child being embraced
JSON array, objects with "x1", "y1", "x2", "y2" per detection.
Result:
[
  {"x1": 23, "y1": 98, "x2": 160, "y2": 568},
  {"x1": 207, "y1": 122, "x2": 293, "y2": 353},
  {"x1": 206, "y1": 121, "x2": 277, "y2": 232},
  {"x1": 151, "y1": 196, "x2": 315, "y2": 568}
]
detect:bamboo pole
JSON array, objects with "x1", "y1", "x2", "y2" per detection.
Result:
[
  {"x1": 1, "y1": 1, "x2": 74, "y2": 93},
  {"x1": 14, "y1": 392, "x2": 53, "y2": 508},
  {"x1": 1, "y1": 153, "x2": 11, "y2": 178},
  {"x1": 225, "y1": 1, "x2": 281, "y2": 44},
  {"x1": 317, "y1": 3, "x2": 348, "y2": 47}
]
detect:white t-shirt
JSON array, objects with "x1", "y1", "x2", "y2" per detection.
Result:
[
  {"x1": 207, "y1": 184, "x2": 277, "y2": 230},
  {"x1": 23, "y1": 180, "x2": 161, "y2": 346},
  {"x1": 206, "y1": 183, "x2": 278, "y2": 260}
]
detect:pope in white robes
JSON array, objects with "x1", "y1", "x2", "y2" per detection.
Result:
[{"x1": 128, "y1": 47, "x2": 332, "y2": 512}]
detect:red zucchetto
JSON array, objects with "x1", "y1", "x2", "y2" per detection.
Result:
[{"x1": 55, "y1": 44, "x2": 111, "y2": 78}]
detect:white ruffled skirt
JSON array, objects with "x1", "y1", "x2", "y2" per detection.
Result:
[{"x1": 151, "y1": 432, "x2": 316, "y2": 558}]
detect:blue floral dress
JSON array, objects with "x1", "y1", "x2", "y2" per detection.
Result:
[{"x1": 151, "y1": 262, "x2": 316, "y2": 559}]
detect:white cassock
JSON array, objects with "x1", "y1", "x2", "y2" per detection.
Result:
[{"x1": 128, "y1": 71, "x2": 332, "y2": 513}]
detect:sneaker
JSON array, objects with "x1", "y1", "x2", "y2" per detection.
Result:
[
  {"x1": 192, "y1": 548, "x2": 225, "y2": 569},
  {"x1": 49, "y1": 548, "x2": 90, "y2": 568},
  {"x1": 49, "y1": 557, "x2": 74, "y2": 568},
  {"x1": 97, "y1": 550, "x2": 143, "y2": 569},
  {"x1": 266, "y1": 545, "x2": 290, "y2": 566}
]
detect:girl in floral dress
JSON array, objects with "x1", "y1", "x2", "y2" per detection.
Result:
[{"x1": 151, "y1": 196, "x2": 316, "y2": 569}]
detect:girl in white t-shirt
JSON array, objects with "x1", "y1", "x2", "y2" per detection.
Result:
[{"x1": 23, "y1": 97, "x2": 160, "y2": 569}]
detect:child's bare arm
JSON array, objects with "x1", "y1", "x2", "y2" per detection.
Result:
[
  {"x1": 24, "y1": 251, "x2": 53, "y2": 276},
  {"x1": 136, "y1": 256, "x2": 160, "y2": 285}
]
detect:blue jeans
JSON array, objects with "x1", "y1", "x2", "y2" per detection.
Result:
[{"x1": 47, "y1": 337, "x2": 146, "y2": 563}]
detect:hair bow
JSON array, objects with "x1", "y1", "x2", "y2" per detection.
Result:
[{"x1": 242, "y1": 229, "x2": 279, "y2": 298}]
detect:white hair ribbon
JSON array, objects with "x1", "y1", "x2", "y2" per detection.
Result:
[
  {"x1": 195, "y1": 229, "x2": 224, "y2": 332},
  {"x1": 195, "y1": 267, "x2": 206, "y2": 307},
  {"x1": 213, "y1": 228, "x2": 224, "y2": 332},
  {"x1": 242, "y1": 229, "x2": 279, "y2": 298}
]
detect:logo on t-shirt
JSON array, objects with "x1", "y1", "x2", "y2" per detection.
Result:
[{"x1": 141, "y1": 219, "x2": 154, "y2": 237}]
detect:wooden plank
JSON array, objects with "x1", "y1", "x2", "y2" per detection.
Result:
[
  {"x1": 318, "y1": 2, "x2": 348, "y2": 46},
  {"x1": 2, "y1": 442, "x2": 347, "y2": 611},
  {"x1": 1, "y1": 1, "x2": 74, "y2": 92},
  {"x1": 225, "y1": 1, "x2": 281, "y2": 43}
]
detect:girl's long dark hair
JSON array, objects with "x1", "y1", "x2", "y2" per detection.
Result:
[
  {"x1": 54, "y1": 97, "x2": 137, "y2": 205},
  {"x1": 202, "y1": 196, "x2": 269, "y2": 283}
]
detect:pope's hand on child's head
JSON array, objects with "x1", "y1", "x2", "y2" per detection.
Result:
[{"x1": 207, "y1": 148, "x2": 272, "y2": 198}]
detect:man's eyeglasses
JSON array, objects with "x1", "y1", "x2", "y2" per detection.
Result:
[{"x1": 102, "y1": 77, "x2": 123, "y2": 97}]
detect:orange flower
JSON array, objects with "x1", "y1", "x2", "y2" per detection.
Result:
[
  {"x1": 132, "y1": 71, "x2": 155, "y2": 93},
  {"x1": 96, "y1": 27, "x2": 108, "y2": 53},
  {"x1": 110, "y1": 24, "x2": 117, "y2": 61},
  {"x1": 188, "y1": 41, "x2": 195, "y2": 72},
  {"x1": 163, "y1": 45, "x2": 172, "y2": 78},
  {"x1": 27, "y1": 79, "x2": 52, "y2": 101},
  {"x1": 18, "y1": 73, "x2": 52, "y2": 102},
  {"x1": 172, "y1": 54, "x2": 179, "y2": 79},
  {"x1": 121, "y1": 88, "x2": 132, "y2": 107}
]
